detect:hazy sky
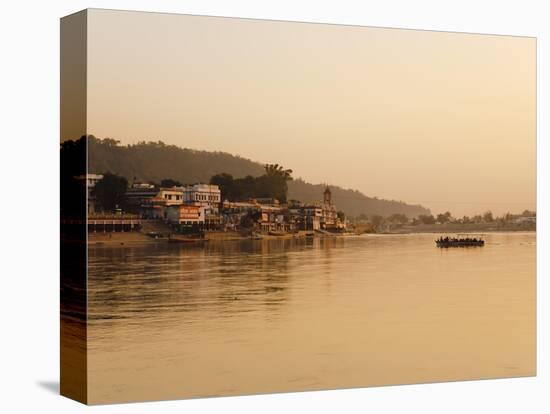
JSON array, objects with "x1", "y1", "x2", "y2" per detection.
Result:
[{"x1": 86, "y1": 9, "x2": 536, "y2": 216}]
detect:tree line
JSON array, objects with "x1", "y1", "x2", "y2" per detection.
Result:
[
  {"x1": 210, "y1": 164, "x2": 293, "y2": 203},
  {"x1": 350, "y1": 209, "x2": 536, "y2": 232},
  {"x1": 90, "y1": 163, "x2": 293, "y2": 213},
  {"x1": 63, "y1": 136, "x2": 431, "y2": 218}
]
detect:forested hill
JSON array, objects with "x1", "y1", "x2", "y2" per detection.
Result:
[
  {"x1": 88, "y1": 136, "x2": 430, "y2": 218},
  {"x1": 88, "y1": 136, "x2": 265, "y2": 183},
  {"x1": 287, "y1": 180, "x2": 429, "y2": 218}
]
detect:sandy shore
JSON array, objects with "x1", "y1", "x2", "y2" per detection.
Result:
[
  {"x1": 86, "y1": 225, "x2": 534, "y2": 246},
  {"x1": 88, "y1": 232, "x2": 162, "y2": 245},
  {"x1": 87, "y1": 229, "x2": 339, "y2": 245}
]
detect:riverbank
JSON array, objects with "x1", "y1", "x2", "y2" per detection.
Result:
[
  {"x1": 88, "y1": 229, "x2": 323, "y2": 245},
  {"x1": 86, "y1": 224, "x2": 535, "y2": 245},
  {"x1": 379, "y1": 222, "x2": 536, "y2": 234},
  {"x1": 88, "y1": 232, "x2": 161, "y2": 245},
  {"x1": 206, "y1": 230, "x2": 315, "y2": 241}
]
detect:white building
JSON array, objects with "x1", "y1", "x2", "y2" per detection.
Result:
[
  {"x1": 74, "y1": 173, "x2": 103, "y2": 214},
  {"x1": 298, "y1": 205, "x2": 322, "y2": 231},
  {"x1": 184, "y1": 184, "x2": 221, "y2": 213},
  {"x1": 166, "y1": 204, "x2": 205, "y2": 226},
  {"x1": 140, "y1": 187, "x2": 184, "y2": 219},
  {"x1": 157, "y1": 187, "x2": 184, "y2": 206}
]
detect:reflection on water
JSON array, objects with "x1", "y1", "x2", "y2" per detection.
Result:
[{"x1": 87, "y1": 233, "x2": 536, "y2": 404}]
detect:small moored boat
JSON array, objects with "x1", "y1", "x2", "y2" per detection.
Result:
[{"x1": 168, "y1": 234, "x2": 208, "y2": 244}]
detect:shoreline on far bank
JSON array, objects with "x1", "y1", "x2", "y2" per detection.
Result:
[
  {"x1": 86, "y1": 229, "x2": 320, "y2": 246},
  {"x1": 82, "y1": 225, "x2": 536, "y2": 246},
  {"x1": 380, "y1": 222, "x2": 536, "y2": 235}
]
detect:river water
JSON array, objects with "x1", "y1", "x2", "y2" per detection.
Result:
[{"x1": 87, "y1": 232, "x2": 535, "y2": 403}]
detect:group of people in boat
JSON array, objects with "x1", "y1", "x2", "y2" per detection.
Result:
[
  {"x1": 436, "y1": 236, "x2": 483, "y2": 243},
  {"x1": 435, "y1": 236, "x2": 485, "y2": 248}
]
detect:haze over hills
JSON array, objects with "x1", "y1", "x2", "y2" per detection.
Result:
[{"x1": 88, "y1": 136, "x2": 430, "y2": 218}]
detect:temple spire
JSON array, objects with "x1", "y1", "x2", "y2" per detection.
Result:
[{"x1": 323, "y1": 185, "x2": 332, "y2": 205}]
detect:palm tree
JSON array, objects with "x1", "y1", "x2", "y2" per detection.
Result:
[{"x1": 264, "y1": 164, "x2": 293, "y2": 181}]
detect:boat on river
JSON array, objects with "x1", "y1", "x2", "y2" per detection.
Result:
[
  {"x1": 435, "y1": 235, "x2": 485, "y2": 248},
  {"x1": 168, "y1": 234, "x2": 208, "y2": 244}
]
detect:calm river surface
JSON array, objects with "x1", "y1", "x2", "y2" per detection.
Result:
[{"x1": 87, "y1": 232, "x2": 536, "y2": 403}]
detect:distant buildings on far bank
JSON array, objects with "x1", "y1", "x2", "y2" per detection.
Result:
[
  {"x1": 85, "y1": 176, "x2": 347, "y2": 234},
  {"x1": 221, "y1": 188, "x2": 345, "y2": 234},
  {"x1": 78, "y1": 173, "x2": 536, "y2": 235}
]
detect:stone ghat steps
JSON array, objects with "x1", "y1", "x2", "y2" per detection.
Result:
[{"x1": 141, "y1": 220, "x2": 173, "y2": 236}]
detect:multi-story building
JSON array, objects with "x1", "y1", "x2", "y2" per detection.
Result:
[
  {"x1": 221, "y1": 200, "x2": 260, "y2": 231},
  {"x1": 321, "y1": 187, "x2": 344, "y2": 230},
  {"x1": 157, "y1": 187, "x2": 184, "y2": 205},
  {"x1": 134, "y1": 183, "x2": 222, "y2": 226},
  {"x1": 288, "y1": 187, "x2": 345, "y2": 232},
  {"x1": 74, "y1": 173, "x2": 103, "y2": 214},
  {"x1": 138, "y1": 187, "x2": 185, "y2": 219},
  {"x1": 258, "y1": 204, "x2": 285, "y2": 232},
  {"x1": 125, "y1": 182, "x2": 158, "y2": 212},
  {"x1": 300, "y1": 205, "x2": 323, "y2": 231},
  {"x1": 166, "y1": 204, "x2": 205, "y2": 226},
  {"x1": 183, "y1": 184, "x2": 221, "y2": 213}
]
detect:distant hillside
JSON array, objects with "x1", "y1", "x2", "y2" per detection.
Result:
[
  {"x1": 288, "y1": 180, "x2": 429, "y2": 218},
  {"x1": 88, "y1": 136, "x2": 265, "y2": 183},
  {"x1": 88, "y1": 136, "x2": 430, "y2": 218}
]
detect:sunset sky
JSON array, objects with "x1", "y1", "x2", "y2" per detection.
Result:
[{"x1": 84, "y1": 9, "x2": 536, "y2": 216}]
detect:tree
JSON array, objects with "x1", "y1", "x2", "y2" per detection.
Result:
[
  {"x1": 94, "y1": 173, "x2": 128, "y2": 212},
  {"x1": 288, "y1": 199, "x2": 302, "y2": 207},
  {"x1": 264, "y1": 164, "x2": 293, "y2": 180},
  {"x1": 483, "y1": 211, "x2": 494, "y2": 223},
  {"x1": 210, "y1": 173, "x2": 235, "y2": 201},
  {"x1": 262, "y1": 164, "x2": 293, "y2": 203},
  {"x1": 160, "y1": 178, "x2": 182, "y2": 188},
  {"x1": 86, "y1": 137, "x2": 432, "y2": 218},
  {"x1": 357, "y1": 213, "x2": 369, "y2": 222},
  {"x1": 210, "y1": 164, "x2": 294, "y2": 203},
  {"x1": 436, "y1": 211, "x2": 452, "y2": 224},
  {"x1": 418, "y1": 214, "x2": 436, "y2": 225},
  {"x1": 370, "y1": 215, "x2": 384, "y2": 228},
  {"x1": 60, "y1": 136, "x2": 87, "y2": 219},
  {"x1": 240, "y1": 210, "x2": 261, "y2": 229},
  {"x1": 101, "y1": 137, "x2": 121, "y2": 147},
  {"x1": 387, "y1": 213, "x2": 408, "y2": 224}
]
